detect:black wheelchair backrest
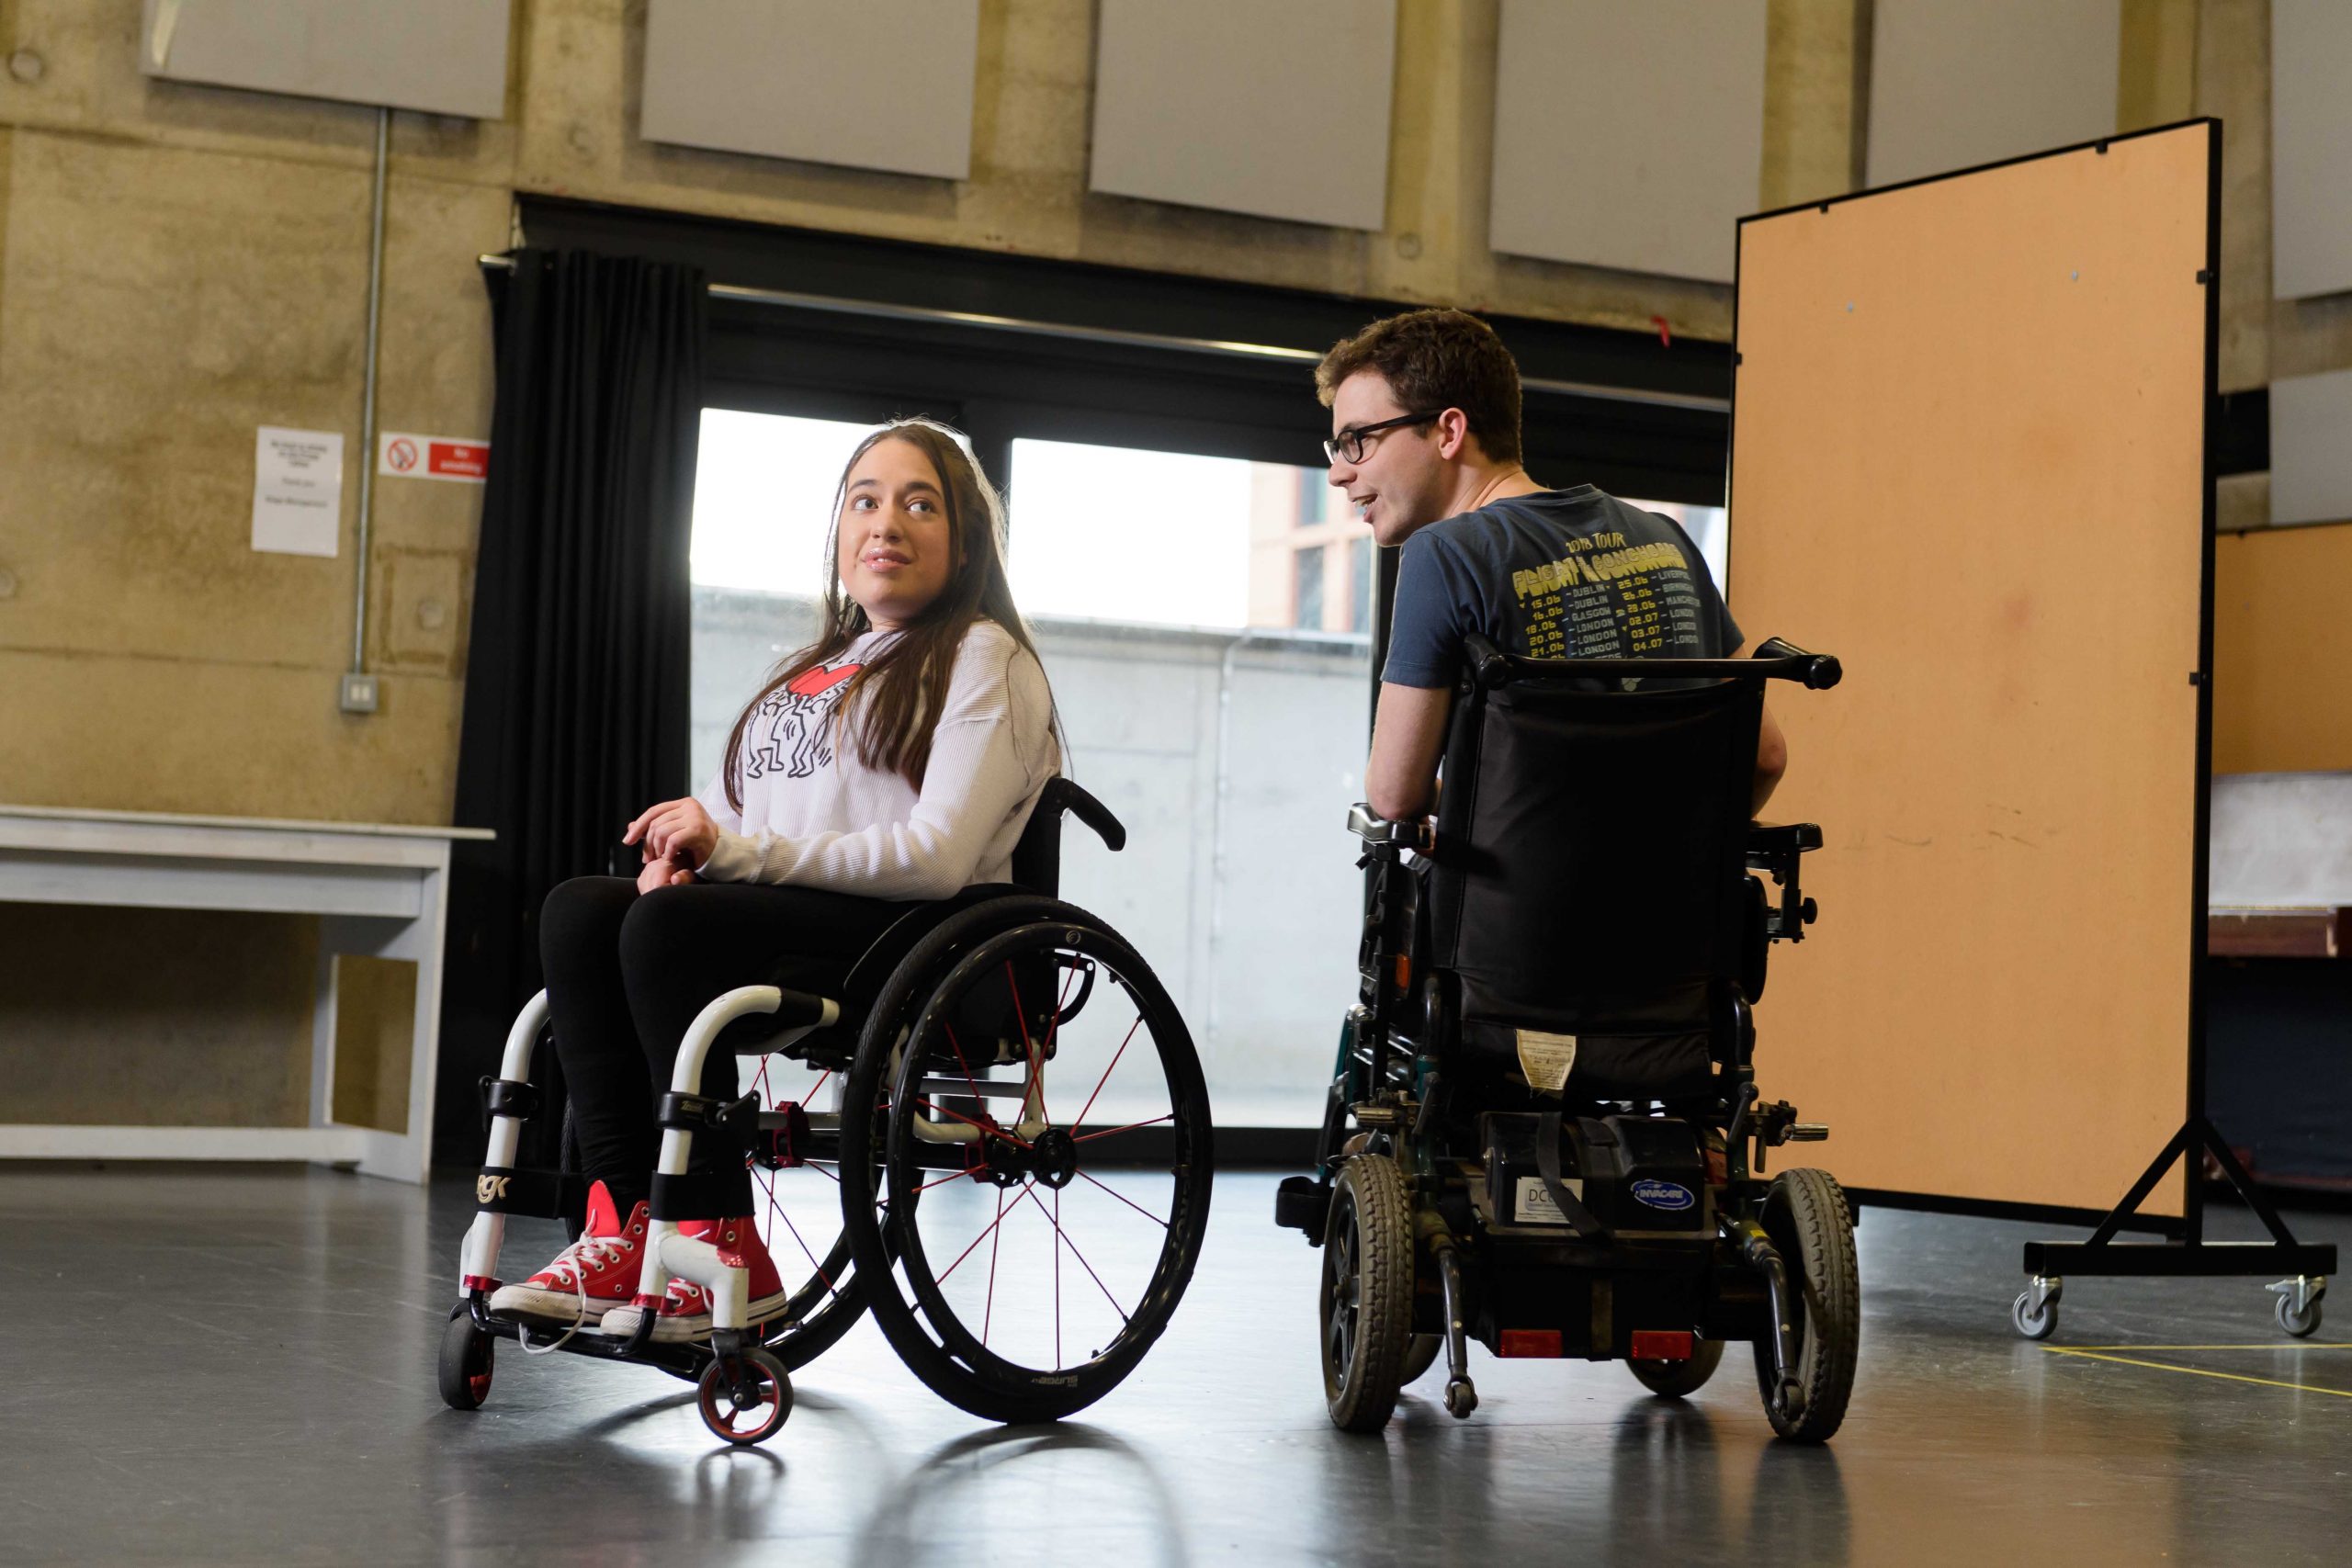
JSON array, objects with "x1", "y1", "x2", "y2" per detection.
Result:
[
  {"x1": 1010, "y1": 776, "x2": 1126, "y2": 897},
  {"x1": 1430, "y1": 637, "x2": 1835, "y2": 1043}
]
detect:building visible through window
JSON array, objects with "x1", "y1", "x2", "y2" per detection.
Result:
[{"x1": 1294, "y1": 544, "x2": 1326, "y2": 630}]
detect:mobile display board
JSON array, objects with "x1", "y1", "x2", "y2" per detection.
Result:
[{"x1": 1727, "y1": 123, "x2": 2219, "y2": 1217}]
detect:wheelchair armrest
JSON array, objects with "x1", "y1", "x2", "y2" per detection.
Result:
[
  {"x1": 1745, "y1": 822, "x2": 1822, "y2": 865},
  {"x1": 1348, "y1": 802, "x2": 1432, "y2": 852}
]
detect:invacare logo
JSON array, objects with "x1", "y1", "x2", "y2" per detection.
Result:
[{"x1": 1630, "y1": 1179, "x2": 1695, "y2": 1213}]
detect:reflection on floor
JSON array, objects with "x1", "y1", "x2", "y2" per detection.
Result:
[{"x1": 1, "y1": 1167, "x2": 2346, "y2": 1567}]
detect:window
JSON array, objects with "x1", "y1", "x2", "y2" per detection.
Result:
[
  {"x1": 1351, "y1": 536, "x2": 1374, "y2": 634},
  {"x1": 1294, "y1": 545, "x2": 1325, "y2": 631}
]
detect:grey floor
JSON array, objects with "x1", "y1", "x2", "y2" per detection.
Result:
[{"x1": 3, "y1": 1166, "x2": 2348, "y2": 1567}]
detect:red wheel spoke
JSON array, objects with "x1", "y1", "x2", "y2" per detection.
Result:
[
  {"x1": 912, "y1": 1097, "x2": 1033, "y2": 1148},
  {"x1": 983, "y1": 1185, "x2": 1006, "y2": 1347},
  {"x1": 943, "y1": 1021, "x2": 985, "y2": 1100},
  {"x1": 1016, "y1": 1182, "x2": 1130, "y2": 1325},
  {"x1": 1006, "y1": 960, "x2": 1051, "y2": 1126},
  {"x1": 1053, "y1": 1185, "x2": 1064, "y2": 1366},
  {"x1": 912, "y1": 1155, "x2": 987, "y2": 1194},
  {"x1": 938, "y1": 1180, "x2": 1029, "y2": 1285},
  {"x1": 1072, "y1": 1113, "x2": 1174, "y2": 1145},
  {"x1": 1074, "y1": 1014, "x2": 1146, "y2": 1131},
  {"x1": 772, "y1": 1199, "x2": 834, "y2": 1291},
  {"x1": 806, "y1": 1159, "x2": 841, "y2": 1184},
  {"x1": 1076, "y1": 1169, "x2": 1170, "y2": 1229}
]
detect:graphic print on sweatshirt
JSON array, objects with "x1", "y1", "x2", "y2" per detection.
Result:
[{"x1": 743, "y1": 661, "x2": 864, "y2": 782}]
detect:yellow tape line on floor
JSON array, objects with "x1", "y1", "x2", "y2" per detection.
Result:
[{"x1": 2041, "y1": 1347, "x2": 2352, "y2": 1398}]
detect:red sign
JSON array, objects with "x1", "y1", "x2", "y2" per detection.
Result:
[
  {"x1": 426, "y1": 439, "x2": 489, "y2": 479},
  {"x1": 379, "y1": 430, "x2": 490, "y2": 484}
]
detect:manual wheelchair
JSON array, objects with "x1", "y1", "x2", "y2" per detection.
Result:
[
  {"x1": 437, "y1": 778, "x2": 1216, "y2": 1445},
  {"x1": 1274, "y1": 632, "x2": 1859, "y2": 1440}
]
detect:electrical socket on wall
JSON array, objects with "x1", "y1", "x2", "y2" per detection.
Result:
[{"x1": 339, "y1": 673, "x2": 380, "y2": 714}]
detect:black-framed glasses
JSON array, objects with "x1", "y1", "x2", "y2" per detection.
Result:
[{"x1": 1322, "y1": 411, "x2": 1442, "y2": 466}]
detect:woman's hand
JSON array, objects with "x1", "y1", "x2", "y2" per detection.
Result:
[
  {"x1": 636, "y1": 855, "x2": 696, "y2": 895},
  {"x1": 625, "y1": 797, "x2": 720, "y2": 872}
]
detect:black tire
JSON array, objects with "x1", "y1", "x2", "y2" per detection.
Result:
[
  {"x1": 841, "y1": 897, "x2": 1214, "y2": 1424},
  {"x1": 1399, "y1": 1334, "x2": 1443, "y2": 1386},
  {"x1": 1751, "y1": 1168, "x2": 1859, "y2": 1443},
  {"x1": 1630, "y1": 1337, "x2": 1724, "y2": 1398},
  {"x1": 1321, "y1": 1154, "x2": 1416, "y2": 1434},
  {"x1": 436, "y1": 1308, "x2": 494, "y2": 1411},
  {"x1": 696, "y1": 1345, "x2": 793, "y2": 1446}
]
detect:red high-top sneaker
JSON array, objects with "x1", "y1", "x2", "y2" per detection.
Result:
[
  {"x1": 597, "y1": 1213, "x2": 789, "y2": 1343},
  {"x1": 487, "y1": 1182, "x2": 649, "y2": 1325}
]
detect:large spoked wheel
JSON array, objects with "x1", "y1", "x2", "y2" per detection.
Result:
[
  {"x1": 1752, "y1": 1168, "x2": 1860, "y2": 1443},
  {"x1": 742, "y1": 1045, "x2": 871, "y2": 1371},
  {"x1": 1630, "y1": 1337, "x2": 1725, "y2": 1398},
  {"x1": 840, "y1": 897, "x2": 1214, "y2": 1425},
  {"x1": 437, "y1": 1305, "x2": 495, "y2": 1411},
  {"x1": 1321, "y1": 1154, "x2": 1416, "y2": 1434}
]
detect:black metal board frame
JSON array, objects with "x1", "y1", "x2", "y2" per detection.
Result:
[{"x1": 1728, "y1": 118, "x2": 2329, "y2": 1292}]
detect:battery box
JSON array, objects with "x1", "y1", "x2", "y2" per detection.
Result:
[{"x1": 1482, "y1": 1112, "x2": 1710, "y2": 1236}]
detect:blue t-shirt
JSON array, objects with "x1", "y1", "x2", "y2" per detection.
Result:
[{"x1": 1381, "y1": 487, "x2": 1741, "y2": 688}]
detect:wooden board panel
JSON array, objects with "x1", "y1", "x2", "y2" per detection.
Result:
[
  {"x1": 1729, "y1": 125, "x2": 2213, "y2": 1214},
  {"x1": 2214, "y1": 523, "x2": 2352, "y2": 773}
]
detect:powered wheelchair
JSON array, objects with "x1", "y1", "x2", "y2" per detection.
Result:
[
  {"x1": 1274, "y1": 633, "x2": 1856, "y2": 1440},
  {"x1": 437, "y1": 778, "x2": 1215, "y2": 1446}
]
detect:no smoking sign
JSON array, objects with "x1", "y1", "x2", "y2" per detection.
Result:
[{"x1": 378, "y1": 430, "x2": 490, "y2": 484}]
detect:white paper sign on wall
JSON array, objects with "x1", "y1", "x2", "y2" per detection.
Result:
[{"x1": 251, "y1": 426, "x2": 344, "y2": 557}]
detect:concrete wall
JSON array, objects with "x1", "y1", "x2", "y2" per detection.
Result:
[{"x1": 0, "y1": 1, "x2": 2327, "y2": 1134}]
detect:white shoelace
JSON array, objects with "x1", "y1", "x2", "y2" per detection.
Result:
[{"x1": 515, "y1": 1231, "x2": 637, "y2": 1358}]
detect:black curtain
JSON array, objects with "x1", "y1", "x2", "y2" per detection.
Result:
[{"x1": 435, "y1": 249, "x2": 707, "y2": 1167}]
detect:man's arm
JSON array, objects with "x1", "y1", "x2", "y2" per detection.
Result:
[
  {"x1": 1753, "y1": 699, "x2": 1787, "y2": 815},
  {"x1": 1366, "y1": 682, "x2": 1453, "y2": 822}
]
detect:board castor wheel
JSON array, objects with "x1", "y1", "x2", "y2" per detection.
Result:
[
  {"x1": 2269, "y1": 1276, "x2": 2324, "y2": 1339},
  {"x1": 2012, "y1": 1275, "x2": 2062, "y2": 1341},
  {"x1": 437, "y1": 1305, "x2": 496, "y2": 1411}
]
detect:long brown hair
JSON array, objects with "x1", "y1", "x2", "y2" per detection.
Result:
[{"x1": 720, "y1": 418, "x2": 1050, "y2": 808}]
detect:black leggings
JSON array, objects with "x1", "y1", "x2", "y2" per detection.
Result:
[{"x1": 537, "y1": 877, "x2": 904, "y2": 1216}]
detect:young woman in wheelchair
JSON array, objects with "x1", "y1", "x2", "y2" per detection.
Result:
[{"x1": 489, "y1": 416, "x2": 1061, "y2": 1345}]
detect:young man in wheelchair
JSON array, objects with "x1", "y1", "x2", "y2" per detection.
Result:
[{"x1": 1277, "y1": 308, "x2": 1859, "y2": 1440}]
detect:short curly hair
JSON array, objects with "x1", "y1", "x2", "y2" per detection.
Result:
[{"x1": 1314, "y1": 308, "x2": 1523, "y2": 467}]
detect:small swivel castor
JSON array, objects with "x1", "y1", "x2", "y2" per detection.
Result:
[
  {"x1": 2268, "y1": 1276, "x2": 2325, "y2": 1339},
  {"x1": 1442, "y1": 1377, "x2": 1479, "y2": 1420},
  {"x1": 696, "y1": 1344, "x2": 793, "y2": 1447},
  {"x1": 2012, "y1": 1275, "x2": 2062, "y2": 1341},
  {"x1": 437, "y1": 1304, "x2": 496, "y2": 1411}
]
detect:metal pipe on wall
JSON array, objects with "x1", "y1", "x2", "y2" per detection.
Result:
[{"x1": 350, "y1": 106, "x2": 390, "y2": 685}]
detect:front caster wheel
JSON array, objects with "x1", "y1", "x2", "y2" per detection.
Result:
[
  {"x1": 437, "y1": 1307, "x2": 495, "y2": 1411},
  {"x1": 2012, "y1": 1290, "x2": 2058, "y2": 1340},
  {"x1": 1442, "y1": 1378, "x2": 1479, "y2": 1420},
  {"x1": 696, "y1": 1346, "x2": 793, "y2": 1446}
]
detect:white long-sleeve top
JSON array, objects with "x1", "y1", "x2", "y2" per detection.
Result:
[{"x1": 695, "y1": 619, "x2": 1060, "y2": 900}]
